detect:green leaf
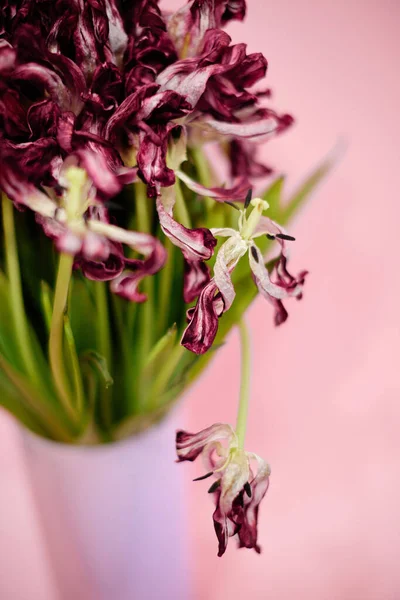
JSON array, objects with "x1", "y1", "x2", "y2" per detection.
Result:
[
  {"x1": 144, "y1": 324, "x2": 177, "y2": 370},
  {"x1": 0, "y1": 367, "x2": 50, "y2": 437},
  {"x1": 63, "y1": 315, "x2": 86, "y2": 417},
  {"x1": 40, "y1": 281, "x2": 53, "y2": 334},
  {"x1": 0, "y1": 353, "x2": 72, "y2": 442},
  {"x1": 263, "y1": 176, "x2": 285, "y2": 221},
  {"x1": 80, "y1": 350, "x2": 114, "y2": 390},
  {"x1": 280, "y1": 154, "x2": 334, "y2": 224},
  {"x1": 68, "y1": 276, "x2": 98, "y2": 353}
]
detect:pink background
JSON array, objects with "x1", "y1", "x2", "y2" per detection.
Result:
[{"x1": 1, "y1": 0, "x2": 399, "y2": 598}]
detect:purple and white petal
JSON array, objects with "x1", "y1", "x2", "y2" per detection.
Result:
[
  {"x1": 181, "y1": 280, "x2": 224, "y2": 354},
  {"x1": 156, "y1": 196, "x2": 217, "y2": 261},
  {"x1": 184, "y1": 259, "x2": 211, "y2": 304},
  {"x1": 248, "y1": 243, "x2": 297, "y2": 300},
  {"x1": 176, "y1": 423, "x2": 235, "y2": 462},
  {"x1": 177, "y1": 170, "x2": 251, "y2": 201},
  {"x1": 237, "y1": 453, "x2": 270, "y2": 553},
  {"x1": 213, "y1": 236, "x2": 247, "y2": 311}
]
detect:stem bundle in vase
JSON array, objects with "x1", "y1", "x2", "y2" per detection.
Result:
[{"x1": 0, "y1": 0, "x2": 330, "y2": 556}]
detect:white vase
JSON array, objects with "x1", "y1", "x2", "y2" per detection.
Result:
[{"x1": 22, "y1": 413, "x2": 191, "y2": 600}]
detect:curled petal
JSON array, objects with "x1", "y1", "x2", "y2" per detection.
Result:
[
  {"x1": 168, "y1": 0, "x2": 246, "y2": 58},
  {"x1": 237, "y1": 453, "x2": 270, "y2": 553},
  {"x1": 249, "y1": 244, "x2": 297, "y2": 300},
  {"x1": 138, "y1": 89, "x2": 191, "y2": 122},
  {"x1": 218, "y1": 452, "x2": 250, "y2": 517},
  {"x1": 195, "y1": 113, "x2": 279, "y2": 139},
  {"x1": 275, "y1": 256, "x2": 308, "y2": 296},
  {"x1": 0, "y1": 138, "x2": 61, "y2": 186},
  {"x1": 110, "y1": 270, "x2": 147, "y2": 302},
  {"x1": 85, "y1": 221, "x2": 167, "y2": 301},
  {"x1": 221, "y1": 0, "x2": 247, "y2": 22},
  {"x1": 1, "y1": 172, "x2": 57, "y2": 217},
  {"x1": 111, "y1": 238, "x2": 167, "y2": 302},
  {"x1": 27, "y1": 99, "x2": 60, "y2": 139},
  {"x1": 253, "y1": 217, "x2": 308, "y2": 295},
  {"x1": 104, "y1": 0, "x2": 129, "y2": 66},
  {"x1": 79, "y1": 250, "x2": 125, "y2": 282},
  {"x1": 213, "y1": 236, "x2": 246, "y2": 311},
  {"x1": 137, "y1": 131, "x2": 175, "y2": 193},
  {"x1": 73, "y1": 149, "x2": 122, "y2": 198},
  {"x1": 184, "y1": 259, "x2": 211, "y2": 304},
  {"x1": 89, "y1": 220, "x2": 167, "y2": 262},
  {"x1": 181, "y1": 280, "x2": 224, "y2": 354},
  {"x1": 249, "y1": 243, "x2": 306, "y2": 326},
  {"x1": 201, "y1": 440, "x2": 229, "y2": 473},
  {"x1": 176, "y1": 423, "x2": 235, "y2": 462},
  {"x1": 213, "y1": 451, "x2": 250, "y2": 556},
  {"x1": 13, "y1": 63, "x2": 72, "y2": 111},
  {"x1": 268, "y1": 297, "x2": 289, "y2": 327},
  {"x1": 252, "y1": 214, "x2": 287, "y2": 239},
  {"x1": 230, "y1": 139, "x2": 273, "y2": 179},
  {"x1": 57, "y1": 112, "x2": 76, "y2": 153},
  {"x1": 156, "y1": 197, "x2": 216, "y2": 261},
  {"x1": 105, "y1": 84, "x2": 159, "y2": 138},
  {"x1": 157, "y1": 61, "x2": 225, "y2": 108},
  {"x1": 177, "y1": 170, "x2": 251, "y2": 201},
  {"x1": 210, "y1": 227, "x2": 237, "y2": 238}
]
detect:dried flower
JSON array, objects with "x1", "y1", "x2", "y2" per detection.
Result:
[
  {"x1": 176, "y1": 423, "x2": 270, "y2": 556},
  {"x1": 182, "y1": 194, "x2": 307, "y2": 354}
]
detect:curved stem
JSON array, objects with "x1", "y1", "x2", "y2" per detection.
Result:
[
  {"x1": 49, "y1": 252, "x2": 77, "y2": 422},
  {"x1": 235, "y1": 318, "x2": 251, "y2": 449}
]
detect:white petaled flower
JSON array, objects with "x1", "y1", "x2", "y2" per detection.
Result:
[
  {"x1": 176, "y1": 423, "x2": 271, "y2": 557},
  {"x1": 35, "y1": 164, "x2": 166, "y2": 301},
  {"x1": 181, "y1": 193, "x2": 308, "y2": 354}
]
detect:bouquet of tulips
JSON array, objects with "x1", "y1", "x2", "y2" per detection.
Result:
[{"x1": 0, "y1": 0, "x2": 329, "y2": 556}]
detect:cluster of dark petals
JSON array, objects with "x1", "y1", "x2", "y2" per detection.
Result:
[{"x1": 0, "y1": 0, "x2": 295, "y2": 324}]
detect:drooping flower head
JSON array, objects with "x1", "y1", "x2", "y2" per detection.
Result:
[{"x1": 176, "y1": 423, "x2": 270, "y2": 556}]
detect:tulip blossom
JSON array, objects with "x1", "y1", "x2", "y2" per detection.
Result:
[
  {"x1": 34, "y1": 164, "x2": 166, "y2": 299},
  {"x1": 182, "y1": 193, "x2": 307, "y2": 354},
  {"x1": 176, "y1": 423, "x2": 270, "y2": 556}
]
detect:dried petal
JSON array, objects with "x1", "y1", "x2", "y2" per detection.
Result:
[
  {"x1": 176, "y1": 423, "x2": 235, "y2": 462},
  {"x1": 184, "y1": 259, "x2": 211, "y2": 303},
  {"x1": 181, "y1": 280, "x2": 224, "y2": 354}
]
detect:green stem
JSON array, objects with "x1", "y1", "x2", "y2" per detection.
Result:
[
  {"x1": 157, "y1": 237, "x2": 174, "y2": 336},
  {"x1": 135, "y1": 183, "x2": 154, "y2": 407},
  {"x1": 95, "y1": 282, "x2": 112, "y2": 430},
  {"x1": 150, "y1": 342, "x2": 186, "y2": 408},
  {"x1": 174, "y1": 178, "x2": 192, "y2": 228},
  {"x1": 235, "y1": 318, "x2": 251, "y2": 449},
  {"x1": 190, "y1": 146, "x2": 214, "y2": 211},
  {"x1": 2, "y1": 194, "x2": 40, "y2": 386},
  {"x1": 49, "y1": 252, "x2": 77, "y2": 422}
]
